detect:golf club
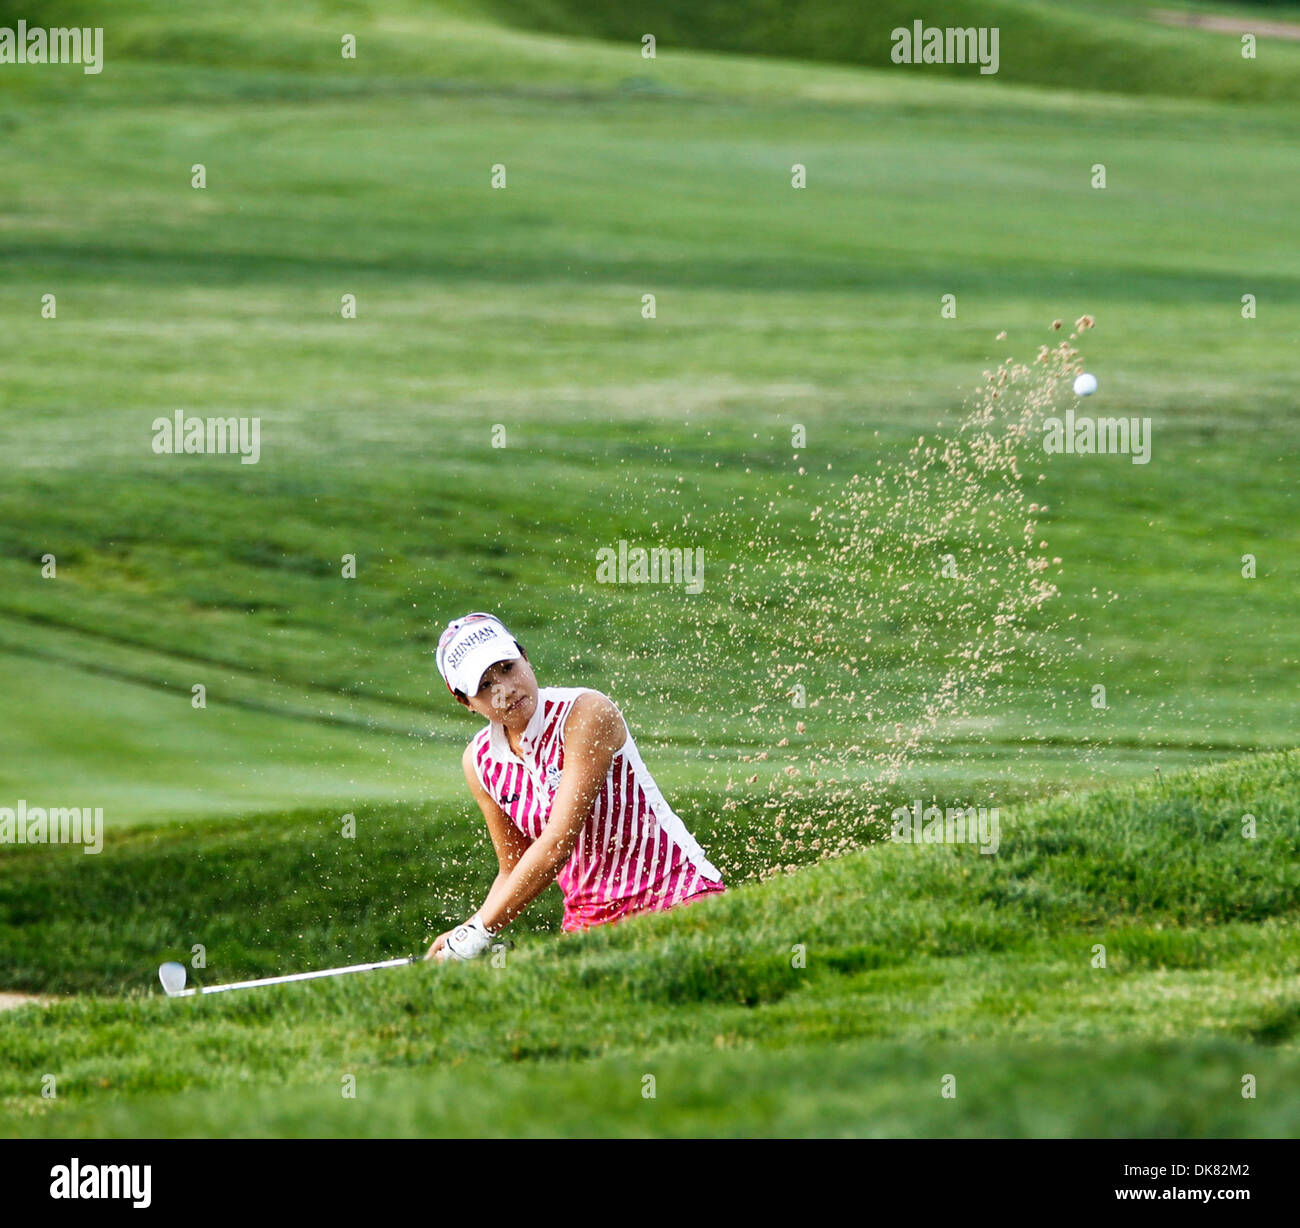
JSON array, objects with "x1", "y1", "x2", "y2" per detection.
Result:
[{"x1": 158, "y1": 955, "x2": 417, "y2": 998}]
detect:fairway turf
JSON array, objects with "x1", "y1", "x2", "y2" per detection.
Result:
[
  {"x1": 1, "y1": 8, "x2": 1295, "y2": 822},
  {"x1": 0, "y1": 0, "x2": 1297, "y2": 1139}
]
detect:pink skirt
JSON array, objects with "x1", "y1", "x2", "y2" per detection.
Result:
[{"x1": 562, "y1": 876, "x2": 725, "y2": 933}]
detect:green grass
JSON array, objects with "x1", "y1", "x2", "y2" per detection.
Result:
[
  {"x1": 11, "y1": 1041, "x2": 1299, "y2": 1138},
  {"x1": 478, "y1": 0, "x2": 1300, "y2": 103},
  {"x1": 0, "y1": 1, "x2": 1297, "y2": 1136},
  {"x1": 10, "y1": 0, "x2": 1300, "y2": 103},
  {"x1": 2, "y1": 752, "x2": 1297, "y2": 1136},
  {"x1": 0, "y1": 1, "x2": 1296, "y2": 827}
]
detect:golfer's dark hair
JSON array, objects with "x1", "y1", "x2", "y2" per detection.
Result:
[{"x1": 453, "y1": 638, "x2": 527, "y2": 703}]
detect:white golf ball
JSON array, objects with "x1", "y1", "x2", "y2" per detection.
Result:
[{"x1": 1073, "y1": 372, "x2": 1098, "y2": 397}]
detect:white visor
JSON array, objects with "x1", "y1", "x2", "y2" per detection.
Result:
[{"x1": 435, "y1": 613, "x2": 522, "y2": 697}]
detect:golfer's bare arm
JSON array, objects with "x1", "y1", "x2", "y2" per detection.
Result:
[
  {"x1": 461, "y1": 742, "x2": 532, "y2": 904},
  {"x1": 477, "y1": 692, "x2": 627, "y2": 934}
]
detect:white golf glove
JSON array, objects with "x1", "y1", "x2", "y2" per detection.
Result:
[{"x1": 438, "y1": 914, "x2": 497, "y2": 962}]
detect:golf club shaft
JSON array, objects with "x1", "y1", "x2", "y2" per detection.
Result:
[{"x1": 169, "y1": 955, "x2": 415, "y2": 997}]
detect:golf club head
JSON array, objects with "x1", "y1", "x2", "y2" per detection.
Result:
[{"x1": 158, "y1": 961, "x2": 187, "y2": 996}]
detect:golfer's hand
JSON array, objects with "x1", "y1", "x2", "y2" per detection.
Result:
[
  {"x1": 428, "y1": 914, "x2": 496, "y2": 962},
  {"x1": 424, "y1": 929, "x2": 454, "y2": 962}
]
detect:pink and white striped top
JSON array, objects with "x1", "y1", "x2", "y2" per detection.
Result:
[{"x1": 469, "y1": 687, "x2": 725, "y2": 932}]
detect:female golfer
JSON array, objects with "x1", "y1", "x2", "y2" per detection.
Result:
[{"x1": 426, "y1": 612, "x2": 725, "y2": 961}]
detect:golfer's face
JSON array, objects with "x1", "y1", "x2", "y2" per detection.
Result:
[{"x1": 469, "y1": 657, "x2": 537, "y2": 725}]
